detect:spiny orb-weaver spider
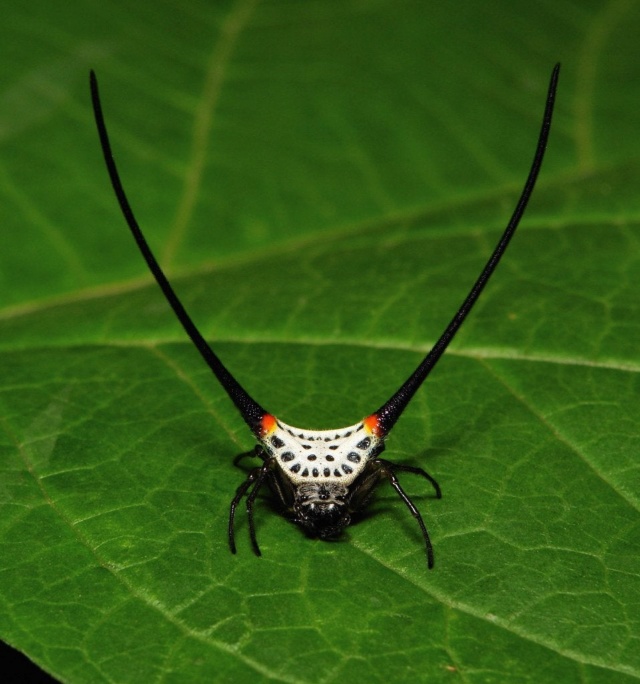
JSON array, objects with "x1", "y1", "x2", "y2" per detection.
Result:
[{"x1": 90, "y1": 64, "x2": 559, "y2": 569}]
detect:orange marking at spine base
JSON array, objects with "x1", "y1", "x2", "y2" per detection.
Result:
[
  {"x1": 363, "y1": 414, "x2": 382, "y2": 437},
  {"x1": 260, "y1": 413, "x2": 277, "y2": 436}
]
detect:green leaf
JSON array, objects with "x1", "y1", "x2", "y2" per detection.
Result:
[{"x1": 2, "y1": 1, "x2": 640, "y2": 682}]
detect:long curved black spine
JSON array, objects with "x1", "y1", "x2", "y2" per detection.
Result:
[
  {"x1": 375, "y1": 64, "x2": 560, "y2": 435},
  {"x1": 90, "y1": 71, "x2": 267, "y2": 433}
]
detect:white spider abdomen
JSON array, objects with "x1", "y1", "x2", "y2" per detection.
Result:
[{"x1": 260, "y1": 415, "x2": 383, "y2": 486}]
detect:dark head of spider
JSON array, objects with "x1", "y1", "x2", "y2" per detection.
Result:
[
  {"x1": 90, "y1": 64, "x2": 559, "y2": 570},
  {"x1": 294, "y1": 482, "x2": 351, "y2": 539}
]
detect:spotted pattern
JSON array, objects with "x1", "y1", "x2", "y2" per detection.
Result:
[{"x1": 260, "y1": 417, "x2": 383, "y2": 486}]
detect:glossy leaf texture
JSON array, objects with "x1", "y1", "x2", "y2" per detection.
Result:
[{"x1": 1, "y1": 1, "x2": 640, "y2": 682}]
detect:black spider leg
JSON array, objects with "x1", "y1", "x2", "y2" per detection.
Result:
[
  {"x1": 228, "y1": 462, "x2": 270, "y2": 555},
  {"x1": 386, "y1": 461, "x2": 442, "y2": 500},
  {"x1": 89, "y1": 71, "x2": 267, "y2": 435},
  {"x1": 374, "y1": 64, "x2": 560, "y2": 435},
  {"x1": 245, "y1": 467, "x2": 270, "y2": 556},
  {"x1": 377, "y1": 459, "x2": 437, "y2": 569},
  {"x1": 233, "y1": 445, "x2": 265, "y2": 468}
]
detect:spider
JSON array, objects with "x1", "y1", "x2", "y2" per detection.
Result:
[{"x1": 90, "y1": 64, "x2": 559, "y2": 568}]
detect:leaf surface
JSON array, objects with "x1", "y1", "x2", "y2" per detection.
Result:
[{"x1": 1, "y1": 1, "x2": 640, "y2": 682}]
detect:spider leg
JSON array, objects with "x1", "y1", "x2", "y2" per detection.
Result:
[
  {"x1": 228, "y1": 473, "x2": 256, "y2": 554},
  {"x1": 245, "y1": 466, "x2": 270, "y2": 557},
  {"x1": 233, "y1": 444, "x2": 266, "y2": 468},
  {"x1": 380, "y1": 460, "x2": 441, "y2": 499},
  {"x1": 228, "y1": 458, "x2": 272, "y2": 556},
  {"x1": 378, "y1": 460, "x2": 435, "y2": 569}
]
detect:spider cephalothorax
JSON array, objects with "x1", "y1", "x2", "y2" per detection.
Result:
[
  {"x1": 292, "y1": 482, "x2": 351, "y2": 539},
  {"x1": 90, "y1": 64, "x2": 559, "y2": 568}
]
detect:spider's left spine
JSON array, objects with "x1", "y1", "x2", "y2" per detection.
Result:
[{"x1": 89, "y1": 71, "x2": 269, "y2": 434}]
